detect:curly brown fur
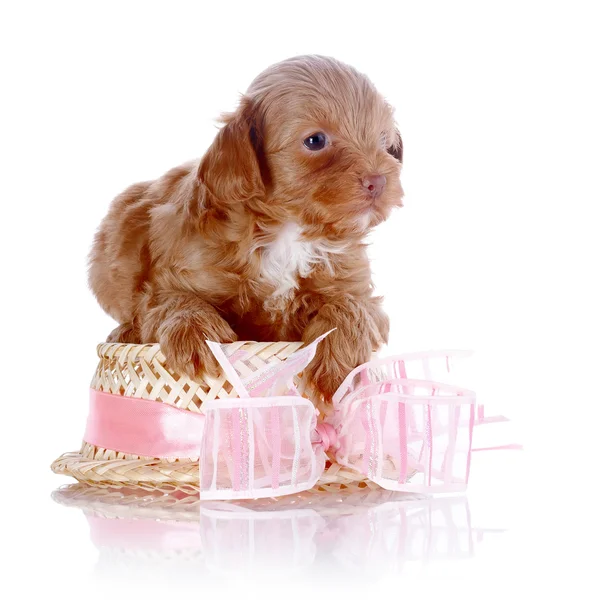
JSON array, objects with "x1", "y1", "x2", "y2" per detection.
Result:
[{"x1": 89, "y1": 55, "x2": 404, "y2": 402}]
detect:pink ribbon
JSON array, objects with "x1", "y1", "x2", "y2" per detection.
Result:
[
  {"x1": 315, "y1": 422, "x2": 338, "y2": 452},
  {"x1": 81, "y1": 339, "x2": 519, "y2": 499},
  {"x1": 84, "y1": 389, "x2": 205, "y2": 459}
]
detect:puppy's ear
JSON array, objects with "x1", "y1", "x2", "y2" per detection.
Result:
[
  {"x1": 387, "y1": 128, "x2": 403, "y2": 163},
  {"x1": 196, "y1": 97, "x2": 267, "y2": 209}
]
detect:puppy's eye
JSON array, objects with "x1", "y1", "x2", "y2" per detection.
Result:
[{"x1": 303, "y1": 132, "x2": 328, "y2": 151}]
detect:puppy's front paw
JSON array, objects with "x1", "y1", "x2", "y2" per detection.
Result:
[
  {"x1": 303, "y1": 327, "x2": 374, "y2": 404},
  {"x1": 158, "y1": 314, "x2": 237, "y2": 380},
  {"x1": 301, "y1": 298, "x2": 383, "y2": 402},
  {"x1": 106, "y1": 322, "x2": 140, "y2": 344}
]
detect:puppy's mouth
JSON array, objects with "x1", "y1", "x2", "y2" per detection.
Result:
[
  {"x1": 361, "y1": 195, "x2": 379, "y2": 210},
  {"x1": 357, "y1": 192, "x2": 392, "y2": 214},
  {"x1": 342, "y1": 198, "x2": 386, "y2": 230}
]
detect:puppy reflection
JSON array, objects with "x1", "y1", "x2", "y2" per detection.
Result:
[{"x1": 89, "y1": 55, "x2": 404, "y2": 401}]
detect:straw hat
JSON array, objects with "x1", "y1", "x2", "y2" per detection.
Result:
[{"x1": 51, "y1": 341, "x2": 380, "y2": 495}]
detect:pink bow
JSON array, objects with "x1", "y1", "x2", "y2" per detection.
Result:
[{"x1": 84, "y1": 332, "x2": 518, "y2": 500}]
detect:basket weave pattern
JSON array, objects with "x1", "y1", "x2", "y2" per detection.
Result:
[{"x1": 52, "y1": 341, "x2": 379, "y2": 495}]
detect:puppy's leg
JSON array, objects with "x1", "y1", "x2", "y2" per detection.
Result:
[
  {"x1": 106, "y1": 322, "x2": 141, "y2": 344},
  {"x1": 302, "y1": 296, "x2": 386, "y2": 403},
  {"x1": 140, "y1": 292, "x2": 237, "y2": 379}
]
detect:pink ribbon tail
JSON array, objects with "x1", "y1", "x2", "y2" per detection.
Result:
[{"x1": 472, "y1": 443, "x2": 523, "y2": 452}]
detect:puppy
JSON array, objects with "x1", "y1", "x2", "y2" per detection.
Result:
[{"x1": 89, "y1": 55, "x2": 404, "y2": 402}]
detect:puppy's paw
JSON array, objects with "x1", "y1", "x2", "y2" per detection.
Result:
[
  {"x1": 303, "y1": 352, "x2": 346, "y2": 404},
  {"x1": 302, "y1": 322, "x2": 374, "y2": 404},
  {"x1": 158, "y1": 314, "x2": 237, "y2": 380},
  {"x1": 106, "y1": 322, "x2": 141, "y2": 344}
]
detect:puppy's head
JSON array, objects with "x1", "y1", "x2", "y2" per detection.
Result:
[{"x1": 197, "y1": 56, "x2": 403, "y2": 234}]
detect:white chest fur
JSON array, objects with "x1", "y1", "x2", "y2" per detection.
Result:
[{"x1": 258, "y1": 223, "x2": 343, "y2": 301}]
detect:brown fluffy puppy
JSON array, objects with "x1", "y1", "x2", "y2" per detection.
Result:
[{"x1": 89, "y1": 55, "x2": 404, "y2": 402}]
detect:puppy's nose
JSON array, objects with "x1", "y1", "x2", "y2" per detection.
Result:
[{"x1": 362, "y1": 174, "x2": 386, "y2": 198}]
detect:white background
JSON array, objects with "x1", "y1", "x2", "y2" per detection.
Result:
[{"x1": 1, "y1": 0, "x2": 598, "y2": 597}]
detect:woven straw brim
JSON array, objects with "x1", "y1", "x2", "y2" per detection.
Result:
[
  {"x1": 52, "y1": 340, "x2": 383, "y2": 496},
  {"x1": 52, "y1": 443, "x2": 381, "y2": 495}
]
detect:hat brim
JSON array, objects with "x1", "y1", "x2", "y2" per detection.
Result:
[
  {"x1": 51, "y1": 445, "x2": 201, "y2": 494},
  {"x1": 51, "y1": 442, "x2": 382, "y2": 496}
]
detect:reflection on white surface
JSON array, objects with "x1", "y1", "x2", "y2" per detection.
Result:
[{"x1": 52, "y1": 485, "x2": 505, "y2": 579}]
